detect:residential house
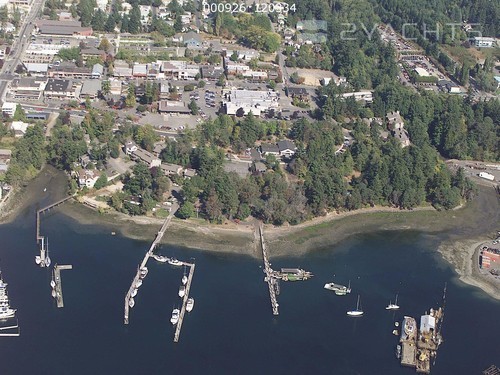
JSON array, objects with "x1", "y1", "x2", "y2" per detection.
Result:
[
  {"x1": 253, "y1": 161, "x2": 267, "y2": 173},
  {"x1": 0, "y1": 149, "x2": 11, "y2": 175},
  {"x1": 124, "y1": 141, "x2": 138, "y2": 155},
  {"x1": 10, "y1": 121, "x2": 31, "y2": 137},
  {"x1": 386, "y1": 111, "x2": 410, "y2": 147},
  {"x1": 78, "y1": 169, "x2": 100, "y2": 188},
  {"x1": 183, "y1": 168, "x2": 196, "y2": 179},
  {"x1": 92, "y1": 63, "x2": 104, "y2": 79},
  {"x1": 260, "y1": 143, "x2": 280, "y2": 156},
  {"x1": 79, "y1": 154, "x2": 91, "y2": 168},
  {"x1": 131, "y1": 148, "x2": 161, "y2": 168},
  {"x1": 277, "y1": 140, "x2": 297, "y2": 158},
  {"x1": 160, "y1": 163, "x2": 183, "y2": 176},
  {"x1": 109, "y1": 79, "x2": 122, "y2": 96},
  {"x1": 44, "y1": 78, "x2": 81, "y2": 99},
  {"x1": 0, "y1": 45, "x2": 8, "y2": 59},
  {"x1": 183, "y1": 31, "x2": 202, "y2": 48},
  {"x1": 139, "y1": 5, "x2": 152, "y2": 27},
  {"x1": 113, "y1": 60, "x2": 133, "y2": 78}
]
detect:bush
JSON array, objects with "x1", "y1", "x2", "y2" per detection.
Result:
[{"x1": 184, "y1": 84, "x2": 195, "y2": 92}]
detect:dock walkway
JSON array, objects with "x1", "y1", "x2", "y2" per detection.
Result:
[
  {"x1": 53, "y1": 264, "x2": 73, "y2": 308},
  {"x1": 259, "y1": 224, "x2": 279, "y2": 316},
  {"x1": 173, "y1": 261, "x2": 195, "y2": 343},
  {"x1": 124, "y1": 206, "x2": 178, "y2": 324}
]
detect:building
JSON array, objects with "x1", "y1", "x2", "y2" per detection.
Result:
[
  {"x1": 158, "y1": 100, "x2": 191, "y2": 114},
  {"x1": 437, "y1": 80, "x2": 461, "y2": 94},
  {"x1": 78, "y1": 169, "x2": 100, "y2": 188},
  {"x1": 80, "y1": 80, "x2": 102, "y2": 100},
  {"x1": 133, "y1": 63, "x2": 148, "y2": 77},
  {"x1": 161, "y1": 60, "x2": 199, "y2": 80},
  {"x1": 286, "y1": 87, "x2": 309, "y2": 102},
  {"x1": 224, "y1": 60, "x2": 250, "y2": 75},
  {"x1": 48, "y1": 62, "x2": 93, "y2": 79},
  {"x1": 341, "y1": 91, "x2": 373, "y2": 104},
  {"x1": 10, "y1": 121, "x2": 31, "y2": 137},
  {"x1": 92, "y1": 63, "x2": 104, "y2": 79},
  {"x1": 0, "y1": 149, "x2": 11, "y2": 175},
  {"x1": 183, "y1": 31, "x2": 202, "y2": 48},
  {"x1": 260, "y1": 143, "x2": 280, "y2": 156},
  {"x1": 200, "y1": 65, "x2": 224, "y2": 81},
  {"x1": 131, "y1": 148, "x2": 161, "y2": 167},
  {"x1": 420, "y1": 314, "x2": 436, "y2": 334},
  {"x1": 222, "y1": 89, "x2": 279, "y2": 116},
  {"x1": 1, "y1": 102, "x2": 17, "y2": 116},
  {"x1": 481, "y1": 248, "x2": 500, "y2": 269},
  {"x1": 44, "y1": 78, "x2": 81, "y2": 99},
  {"x1": 473, "y1": 37, "x2": 495, "y2": 48},
  {"x1": 81, "y1": 47, "x2": 106, "y2": 61},
  {"x1": 253, "y1": 161, "x2": 267, "y2": 173},
  {"x1": 414, "y1": 67, "x2": 430, "y2": 77},
  {"x1": 9, "y1": 77, "x2": 47, "y2": 100},
  {"x1": 160, "y1": 163, "x2": 183, "y2": 176},
  {"x1": 277, "y1": 140, "x2": 297, "y2": 158},
  {"x1": 24, "y1": 63, "x2": 49, "y2": 76},
  {"x1": 124, "y1": 141, "x2": 138, "y2": 155},
  {"x1": 34, "y1": 20, "x2": 92, "y2": 37},
  {"x1": 23, "y1": 43, "x2": 64, "y2": 64},
  {"x1": 386, "y1": 111, "x2": 410, "y2": 147}
]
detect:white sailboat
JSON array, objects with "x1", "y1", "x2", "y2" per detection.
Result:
[
  {"x1": 178, "y1": 285, "x2": 186, "y2": 298},
  {"x1": 131, "y1": 288, "x2": 137, "y2": 297},
  {"x1": 44, "y1": 238, "x2": 51, "y2": 268},
  {"x1": 347, "y1": 295, "x2": 364, "y2": 317},
  {"x1": 386, "y1": 293, "x2": 400, "y2": 310},
  {"x1": 128, "y1": 298, "x2": 135, "y2": 308},
  {"x1": 50, "y1": 279, "x2": 56, "y2": 288},
  {"x1": 135, "y1": 279, "x2": 143, "y2": 288},
  {"x1": 168, "y1": 258, "x2": 182, "y2": 267},
  {"x1": 186, "y1": 298, "x2": 194, "y2": 312},
  {"x1": 51, "y1": 289, "x2": 56, "y2": 298},
  {"x1": 182, "y1": 266, "x2": 188, "y2": 286}
]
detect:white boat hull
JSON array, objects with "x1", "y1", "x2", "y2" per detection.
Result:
[
  {"x1": 186, "y1": 298, "x2": 194, "y2": 312},
  {"x1": 347, "y1": 311, "x2": 363, "y2": 317}
]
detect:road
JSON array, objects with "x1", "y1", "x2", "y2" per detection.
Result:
[{"x1": 0, "y1": 0, "x2": 46, "y2": 104}]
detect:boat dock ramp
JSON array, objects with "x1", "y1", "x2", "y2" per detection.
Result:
[
  {"x1": 173, "y1": 261, "x2": 195, "y2": 343},
  {"x1": 52, "y1": 264, "x2": 72, "y2": 308}
]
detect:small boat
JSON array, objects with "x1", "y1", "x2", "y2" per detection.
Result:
[
  {"x1": 135, "y1": 279, "x2": 143, "y2": 288},
  {"x1": 50, "y1": 279, "x2": 56, "y2": 288},
  {"x1": 129, "y1": 298, "x2": 135, "y2": 308},
  {"x1": 35, "y1": 256, "x2": 41, "y2": 265},
  {"x1": 396, "y1": 344, "x2": 402, "y2": 359},
  {"x1": 43, "y1": 188, "x2": 47, "y2": 192},
  {"x1": 140, "y1": 267, "x2": 148, "y2": 279},
  {"x1": 131, "y1": 288, "x2": 137, "y2": 297},
  {"x1": 347, "y1": 295, "x2": 363, "y2": 317},
  {"x1": 386, "y1": 293, "x2": 400, "y2": 310},
  {"x1": 324, "y1": 280, "x2": 351, "y2": 295},
  {"x1": 178, "y1": 285, "x2": 185, "y2": 298},
  {"x1": 186, "y1": 298, "x2": 194, "y2": 312},
  {"x1": 168, "y1": 258, "x2": 182, "y2": 267},
  {"x1": 170, "y1": 308, "x2": 180, "y2": 325},
  {"x1": 45, "y1": 256, "x2": 51, "y2": 267},
  {"x1": 51, "y1": 289, "x2": 56, "y2": 298},
  {"x1": 395, "y1": 321, "x2": 400, "y2": 327},
  {"x1": 156, "y1": 256, "x2": 168, "y2": 263},
  {"x1": 392, "y1": 329, "x2": 399, "y2": 336},
  {"x1": 182, "y1": 266, "x2": 188, "y2": 285},
  {"x1": 111, "y1": 232, "x2": 116, "y2": 236}
]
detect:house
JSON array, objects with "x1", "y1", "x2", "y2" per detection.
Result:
[
  {"x1": 473, "y1": 37, "x2": 495, "y2": 48},
  {"x1": 10, "y1": 121, "x2": 31, "y2": 137},
  {"x1": 183, "y1": 168, "x2": 196, "y2": 178},
  {"x1": 158, "y1": 100, "x2": 191, "y2": 114},
  {"x1": 183, "y1": 31, "x2": 202, "y2": 48},
  {"x1": 224, "y1": 60, "x2": 250, "y2": 75},
  {"x1": 160, "y1": 163, "x2": 183, "y2": 176},
  {"x1": 124, "y1": 141, "x2": 138, "y2": 155},
  {"x1": 253, "y1": 161, "x2": 267, "y2": 173},
  {"x1": 113, "y1": 60, "x2": 133, "y2": 78},
  {"x1": 44, "y1": 78, "x2": 81, "y2": 99},
  {"x1": 79, "y1": 154, "x2": 91, "y2": 168},
  {"x1": 109, "y1": 79, "x2": 122, "y2": 95},
  {"x1": 131, "y1": 148, "x2": 161, "y2": 168},
  {"x1": 1, "y1": 102, "x2": 17, "y2": 116},
  {"x1": 0, "y1": 22, "x2": 15, "y2": 33},
  {"x1": 0, "y1": 45, "x2": 8, "y2": 59},
  {"x1": 0, "y1": 149, "x2": 12, "y2": 164},
  {"x1": 80, "y1": 80, "x2": 102, "y2": 100},
  {"x1": 260, "y1": 143, "x2": 280, "y2": 156},
  {"x1": 153, "y1": 142, "x2": 164, "y2": 156},
  {"x1": 133, "y1": 63, "x2": 148, "y2": 77},
  {"x1": 77, "y1": 169, "x2": 100, "y2": 188},
  {"x1": 286, "y1": 87, "x2": 309, "y2": 102},
  {"x1": 386, "y1": 111, "x2": 404, "y2": 130},
  {"x1": 277, "y1": 140, "x2": 297, "y2": 158}
]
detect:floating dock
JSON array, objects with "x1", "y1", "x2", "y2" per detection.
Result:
[
  {"x1": 124, "y1": 206, "x2": 178, "y2": 324},
  {"x1": 173, "y1": 261, "x2": 195, "y2": 343},
  {"x1": 53, "y1": 264, "x2": 72, "y2": 308},
  {"x1": 0, "y1": 321, "x2": 20, "y2": 337}
]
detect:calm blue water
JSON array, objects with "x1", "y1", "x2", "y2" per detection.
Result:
[{"x1": 0, "y1": 200, "x2": 499, "y2": 374}]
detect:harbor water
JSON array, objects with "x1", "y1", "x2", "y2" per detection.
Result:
[{"x1": 0, "y1": 200, "x2": 499, "y2": 374}]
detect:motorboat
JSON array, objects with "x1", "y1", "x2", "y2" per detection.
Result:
[
  {"x1": 178, "y1": 285, "x2": 186, "y2": 298},
  {"x1": 131, "y1": 288, "x2": 137, "y2": 297},
  {"x1": 140, "y1": 267, "x2": 148, "y2": 279},
  {"x1": 35, "y1": 256, "x2": 41, "y2": 265},
  {"x1": 168, "y1": 258, "x2": 183, "y2": 267},
  {"x1": 386, "y1": 293, "x2": 400, "y2": 310},
  {"x1": 396, "y1": 345, "x2": 402, "y2": 359},
  {"x1": 170, "y1": 308, "x2": 180, "y2": 325},
  {"x1": 135, "y1": 279, "x2": 143, "y2": 288},
  {"x1": 186, "y1": 298, "x2": 195, "y2": 312},
  {"x1": 324, "y1": 280, "x2": 351, "y2": 295},
  {"x1": 182, "y1": 266, "x2": 188, "y2": 285},
  {"x1": 0, "y1": 273, "x2": 16, "y2": 319},
  {"x1": 347, "y1": 295, "x2": 364, "y2": 317},
  {"x1": 129, "y1": 298, "x2": 135, "y2": 308},
  {"x1": 51, "y1": 289, "x2": 56, "y2": 298}
]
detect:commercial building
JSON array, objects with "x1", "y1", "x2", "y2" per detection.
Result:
[
  {"x1": 473, "y1": 37, "x2": 495, "y2": 48},
  {"x1": 222, "y1": 89, "x2": 279, "y2": 116}
]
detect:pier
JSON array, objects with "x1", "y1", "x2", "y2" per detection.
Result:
[
  {"x1": 173, "y1": 261, "x2": 195, "y2": 343},
  {"x1": 35, "y1": 196, "x2": 73, "y2": 267},
  {"x1": 259, "y1": 224, "x2": 279, "y2": 316},
  {"x1": 52, "y1": 264, "x2": 72, "y2": 308},
  {"x1": 0, "y1": 322, "x2": 20, "y2": 337},
  {"x1": 124, "y1": 206, "x2": 178, "y2": 324}
]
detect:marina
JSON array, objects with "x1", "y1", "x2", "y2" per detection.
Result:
[
  {"x1": 173, "y1": 261, "x2": 195, "y2": 343},
  {"x1": 0, "y1": 271, "x2": 20, "y2": 337},
  {"x1": 52, "y1": 264, "x2": 73, "y2": 308}
]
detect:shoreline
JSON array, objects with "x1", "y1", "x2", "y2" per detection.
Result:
[{"x1": 1, "y1": 166, "x2": 499, "y2": 299}]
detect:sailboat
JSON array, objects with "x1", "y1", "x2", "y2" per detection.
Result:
[
  {"x1": 386, "y1": 293, "x2": 400, "y2": 310},
  {"x1": 347, "y1": 295, "x2": 364, "y2": 317},
  {"x1": 44, "y1": 237, "x2": 51, "y2": 268}
]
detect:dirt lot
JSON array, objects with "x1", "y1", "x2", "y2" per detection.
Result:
[{"x1": 287, "y1": 68, "x2": 336, "y2": 86}]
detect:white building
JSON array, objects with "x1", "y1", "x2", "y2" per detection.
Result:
[
  {"x1": 473, "y1": 37, "x2": 495, "y2": 48},
  {"x1": 1, "y1": 102, "x2": 17, "y2": 116},
  {"x1": 222, "y1": 89, "x2": 279, "y2": 116},
  {"x1": 341, "y1": 91, "x2": 373, "y2": 103},
  {"x1": 11, "y1": 121, "x2": 31, "y2": 137},
  {"x1": 78, "y1": 169, "x2": 100, "y2": 188}
]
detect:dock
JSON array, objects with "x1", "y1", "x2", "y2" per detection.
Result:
[
  {"x1": 124, "y1": 206, "x2": 178, "y2": 324},
  {"x1": 0, "y1": 322, "x2": 20, "y2": 337},
  {"x1": 173, "y1": 261, "x2": 195, "y2": 343},
  {"x1": 259, "y1": 224, "x2": 279, "y2": 316},
  {"x1": 53, "y1": 264, "x2": 72, "y2": 308}
]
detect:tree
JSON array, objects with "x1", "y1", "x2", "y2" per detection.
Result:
[
  {"x1": 98, "y1": 37, "x2": 111, "y2": 53},
  {"x1": 188, "y1": 99, "x2": 199, "y2": 115},
  {"x1": 177, "y1": 201, "x2": 194, "y2": 219},
  {"x1": 198, "y1": 80, "x2": 206, "y2": 88},
  {"x1": 13, "y1": 104, "x2": 26, "y2": 121},
  {"x1": 230, "y1": 51, "x2": 238, "y2": 62},
  {"x1": 174, "y1": 14, "x2": 183, "y2": 32},
  {"x1": 216, "y1": 75, "x2": 225, "y2": 87},
  {"x1": 128, "y1": 4, "x2": 141, "y2": 33},
  {"x1": 92, "y1": 9, "x2": 106, "y2": 31},
  {"x1": 94, "y1": 173, "x2": 108, "y2": 189}
]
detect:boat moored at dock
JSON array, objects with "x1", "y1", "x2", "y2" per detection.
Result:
[
  {"x1": 178, "y1": 285, "x2": 186, "y2": 298},
  {"x1": 170, "y1": 308, "x2": 180, "y2": 325},
  {"x1": 186, "y1": 298, "x2": 194, "y2": 312},
  {"x1": 168, "y1": 258, "x2": 183, "y2": 267},
  {"x1": 140, "y1": 267, "x2": 148, "y2": 279}
]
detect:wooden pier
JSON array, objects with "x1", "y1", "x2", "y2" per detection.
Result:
[
  {"x1": 124, "y1": 206, "x2": 178, "y2": 324},
  {"x1": 259, "y1": 224, "x2": 279, "y2": 316},
  {"x1": 53, "y1": 264, "x2": 73, "y2": 308},
  {"x1": 173, "y1": 261, "x2": 195, "y2": 343}
]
